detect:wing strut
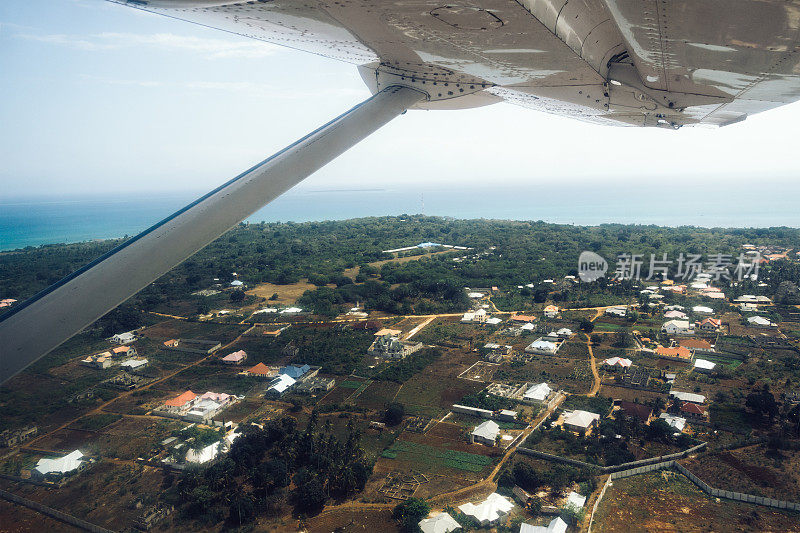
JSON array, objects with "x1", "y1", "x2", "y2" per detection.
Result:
[{"x1": 0, "y1": 86, "x2": 426, "y2": 385}]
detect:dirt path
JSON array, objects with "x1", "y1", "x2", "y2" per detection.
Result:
[
  {"x1": 403, "y1": 316, "x2": 435, "y2": 341},
  {"x1": 585, "y1": 333, "x2": 601, "y2": 397}
]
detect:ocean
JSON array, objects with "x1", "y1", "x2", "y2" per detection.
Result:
[{"x1": 1, "y1": 181, "x2": 799, "y2": 251}]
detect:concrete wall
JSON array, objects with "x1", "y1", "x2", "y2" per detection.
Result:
[
  {"x1": 515, "y1": 442, "x2": 707, "y2": 474},
  {"x1": 0, "y1": 488, "x2": 115, "y2": 533}
]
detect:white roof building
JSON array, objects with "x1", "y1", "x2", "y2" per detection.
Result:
[
  {"x1": 185, "y1": 441, "x2": 220, "y2": 464},
  {"x1": 694, "y1": 359, "x2": 717, "y2": 372},
  {"x1": 458, "y1": 493, "x2": 514, "y2": 526},
  {"x1": 661, "y1": 320, "x2": 693, "y2": 334},
  {"x1": 603, "y1": 357, "x2": 632, "y2": 368},
  {"x1": 659, "y1": 413, "x2": 687, "y2": 433},
  {"x1": 556, "y1": 328, "x2": 573, "y2": 337},
  {"x1": 280, "y1": 307, "x2": 303, "y2": 314},
  {"x1": 670, "y1": 390, "x2": 706, "y2": 404},
  {"x1": 486, "y1": 317, "x2": 502, "y2": 325},
  {"x1": 566, "y1": 491, "x2": 586, "y2": 509},
  {"x1": 520, "y1": 322, "x2": 535, "y2": 331},
  {"x1": 110, "y1": 331, "x2": 137, "y2": 344},
  {"x1": 419, "y1": 512, "x2": 461, "y2": 533},
  {"x1": 747, "y1": 316, "x2": 775, "y2": 327},
  {"x1": 524, "y1": 383, "x2": 552, "y2": 403},
  {"x1": 606, "y1": 306, "x2": 627, "y2": 317},
  {"x1": 34, "y1": 450, "x2": 84, "y2": 477},
  {"x1": 520, "y1": 517, "x2": 568, "y2": 533},
  {"x1": 692, "y1": 306, "x2": 714, "y2": 314},
  {"x1": 461, "y1": 312, "x2": 475, "y2": 323},
  {"x1": 120, "y1": 358, "x2": 148, "y2": 370},
  {"x1": 230, "y1": 280, "x2": 244, "y2": 286},
  {"x1": 563, "y1": 410, "x2": 600, "y2": 430},
  {"x1": 525, "y1": 339, "x2": 558, "y2": 355},
  {"x1": 468, "y1": 292, "x2": 485, "y2": 299},
  {"x1": 472, "y1": 420, "x2": 500, "y2": 442},
  {"x1": 267, "y1": 374, "x2": 296, "y2": 395}
]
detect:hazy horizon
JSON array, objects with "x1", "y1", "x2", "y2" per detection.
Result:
[{"x1": 3, "y1": 1, "x2": 800, "y2": 199}]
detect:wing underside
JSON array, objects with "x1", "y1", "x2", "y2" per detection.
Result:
[{"x1": 112, "y1": 0, "x2": 800, "y2": 127}]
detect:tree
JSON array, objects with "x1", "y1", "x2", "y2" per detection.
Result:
[
  {"x1": 579, "y1": 319, "x2": 594, "y2": 333},
  {"x1": 393, "y1": 498, "x2": 430, "y2": 532},
  {"x1": 230, "y1": 289, "x2": 246, "y2": 303},
  {"x1": 746, "y1": 385, "x2": 779, "y2": 422},
  {"x1": 385, "y1": 403, "x2": 405, "y2": 426},
  {"x1": 295, "y1": 477, "x2": 327, "y2": 514}
]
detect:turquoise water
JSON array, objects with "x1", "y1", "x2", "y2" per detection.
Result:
[{"x1": 2, "y1": 182, "x2": 799, "y2": 251}]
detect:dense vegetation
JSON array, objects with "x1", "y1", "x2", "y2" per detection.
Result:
[
  {"x1": 170, "y1": 413, "x2": 372, "y2": 526},
  {"x1": 4, "y1": 216, "x2": 800, "y2": 319}
]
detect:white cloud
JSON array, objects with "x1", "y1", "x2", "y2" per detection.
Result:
[{"x1": 20, "y1": 31, "x2": 280, "y2": 58}]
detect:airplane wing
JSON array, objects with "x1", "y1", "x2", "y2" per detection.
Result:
[{"x1": 110, "y1": 0, "x2": 800, "y2": 128}]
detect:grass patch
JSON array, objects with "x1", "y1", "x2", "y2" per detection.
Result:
[{"x1": 382, "y1": 440, "x2": 492, "y2": 472}]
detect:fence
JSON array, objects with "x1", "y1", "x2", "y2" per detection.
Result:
[
  {"x1": 585, "y1": 459, "x2": 800, "y2": 532},
  {"x1": 0, "y1": 488, "x2": 116, "y2": 533},
  {"x1": 586, "y1": 475, "x2": 611, "y2": 533},
  {"x1": 673, "y1": 462, "x2": 800, "y2": 512},
  {"x1": 515, "y1": 441, "x2": 707, "y2": 474}
]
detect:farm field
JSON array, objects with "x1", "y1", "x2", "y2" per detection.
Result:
[
  {"x1": 140, "y1": 319, "x2": 248, "y2": 344},
  {"x1": 593, "y1": 471, "x2": 800, "y2": 532},
  {"x1": 492, "y1": 356, "x2": 592, "y2": 394},
  {"x1": 393, "y1": 351, "x2": 484, "y2": 417},
  {"x1": 369, "y1": 421, "x2": 499, "y2": 500}
]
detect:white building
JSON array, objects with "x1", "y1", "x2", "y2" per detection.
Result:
[
  {"x1": 603, "y1": 357, "x2": 632, "y2": 368},
  {"x1": 471, "y1": 420, "x2": 500, "y2": 446},
  {"x1": 110, "y1": 331, "x2": 137, "y2": 344},
  {"x1": 120, "y1": 358, "x2": 148, "y2": 370},
  {"x1": 605, "y1": 306, "x2": 627, "y2": 317},
  {"x1": 185, "y1": 441, "x2": 221, "y2": 464},
  {"x1": 661, "y1": 320, "x2": 694, "y2": 335},
  {"x1": 693, "y1": 359, "x2": 717, "y2": 373},
  {"x1": 525, "y1": 338, "x2": 558, "y2": 355},
  {"x1": 692, "y1": 306, "x2": 714, "y2": 314},
  {"x1": 565, "y1": 491, "x2": 586, "y2": 510},
  {"x1": 747, "y1": 316, "x2": 776, "y2": 328},
  {"x1": 520, "y1": 517, "x2": 568, "y2": 533},
  {"x1": 659, "y1": 413, "x2": 687, "y2": 433},
  {"x1": 563, "y1": 410, "x2": 600, "y2": 434},
  {"x1": 670, "y1": 390, "x2": 706, "y2": 404},
  {"x1": 419, "y1": 512, "x2": 461, "y2": 533},
  {"x1": 458, "y1": 493, "x2": 514, "y2": 527},
  {"x1": 523, "y1": 383, "x2": 552, "y2": 404},
  {"x1": 33, "y1": 450, "x2": 84, "y2": 479},
  {"x1": 266, "y1": 374, "x2": 296, "y2": 396}
]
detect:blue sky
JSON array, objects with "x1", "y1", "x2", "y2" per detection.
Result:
[{"x1": 3, "y1": 0, "x2": 800, "y2": 198}]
